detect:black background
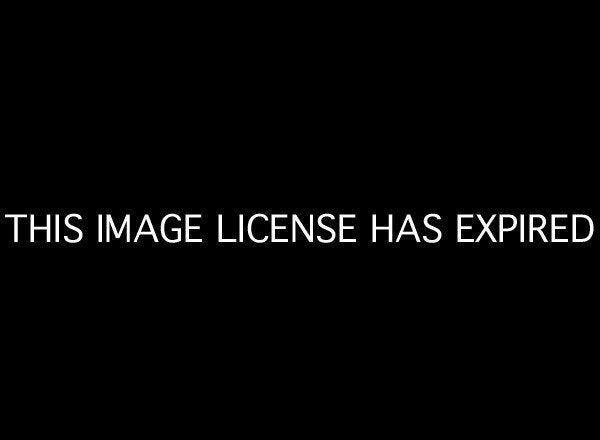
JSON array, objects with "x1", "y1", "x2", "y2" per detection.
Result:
[{"x1": 1, "y1": 6, "x2": 597, "y2": 434}]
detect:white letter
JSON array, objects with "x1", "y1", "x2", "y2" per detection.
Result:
[
  {"x1": 457, "y1": 215, "x2": 474, "y2": 243},
  {"x1": 529, "y1": 215, "x2": 548, "y2": 243},
  {"x1": 475, "y1": 215, "x2": 497, "y2": 243},
  {"x1": 499, "y1": 214, "x2": 517, "y2": 243},
  {"x1": 161, "y1": 214, "x2": 182, "y2": 244},
  {"x1": 372, "y1": 214, "x2": 393, "y2": 243},
  {"x1": 271, "y1": 214, "x2": 288, "y2": 243},
  {"x1": 339, "y1": 214, "x2": 357, "y2": 243},
  {"x1": 106, "y1": 215, "x2": 131, "y2": 242},
  {"x1": 4, "y1": 214, "x2": 27, "y2": 243},
  {"x1": 317, "y1": 214, "x2": 336, "y2": 244},
  {"x1": 30, "y1": 214, "x2": 52, "y2": 243},
  {"x1": 247, "y1": 214, "x2": 269, "y2": 243},
  {"x1": 551, "y1": 214, "x2": 568, "y2": 243},
  {"x1": 424, "y1": 214, "x2": 442, "y2": 243},
  {"x1": 396, "y1": 215, "x2": 420, "y2": 242},
  {"x1": 134, "y1": 215, "x2": 159, "y2": 243},
  {"x1": 64, "y1": 214, "x2": 83, "y2": 244},
  {"x1": 218, "y1": 214, "x2": 236, "y2": 243},
  {"x1": 185, "y1": 214, "x2": 203, "y2": 243},
  {"x1": 292, "y1": 215, "x2": 313, "y2": 242},
  {"x1": 573, "y1": 215, "x2": 594, "y2": 243}
]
